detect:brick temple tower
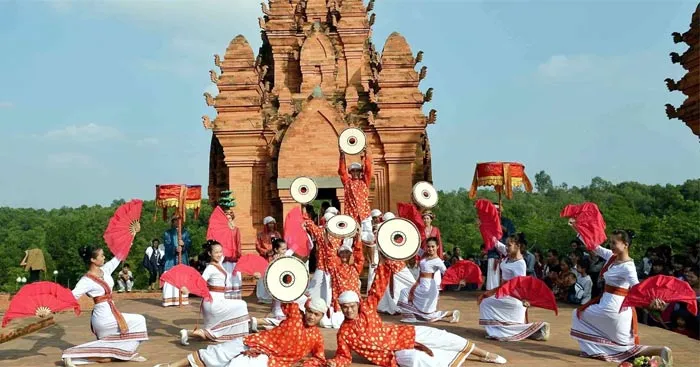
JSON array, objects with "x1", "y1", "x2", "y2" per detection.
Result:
[
  {"x1": 203, "y1": 0, "x2": 436, "y2": 253},
  {"x1": 665, "y1": 4, "x2": 699, "y2": 140}
]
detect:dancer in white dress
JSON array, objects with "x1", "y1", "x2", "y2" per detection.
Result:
[
  {"x1": 179, "y1": 240, "x2": 250, "y2": 345},
  {"x1": 398, "y1": 237, "x2": 460, "y2": 323},
  {"x1": 62, "y1": 245, "x2": 148, "y2": 366},
  {"x1": 570, "y1": 229, "x2": 673, "y2": 364},
  {"x1": 479, "y1": 233, "x2": 550, "y2": 341}
]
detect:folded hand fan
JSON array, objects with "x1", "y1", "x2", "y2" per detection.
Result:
[
  {"x1": 560, "y1": 202, "x2": 607, "y2": 250},
  {"x1": 475, "y1": 199, "x2": 502, "y2": 251}
]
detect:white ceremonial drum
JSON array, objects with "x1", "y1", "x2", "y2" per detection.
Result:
[
  {"x1": 264, "y1": 257, "x2": 310, "y2": 303},
  {"x1": 376, "y1": 218, "x2": 421, "y2": 261},
  {"x1": 326, "y1": 214, "x2": 358, "y2": 238},
  {"x1": 412, "y1": 181, "x2": 438, "y2": 209},
  {"x1": 290, "y1": 176, "x2": 318, "y2": 204},
  {"x1": 338, "y1": 127, "x2": 366, "y2": 155}
]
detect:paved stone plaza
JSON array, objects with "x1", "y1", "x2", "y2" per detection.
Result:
[{"x1": 1, "y1": 292, "x2": 698, "y2": 366}]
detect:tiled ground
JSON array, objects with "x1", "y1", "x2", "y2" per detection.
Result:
[{"x1": 0, "y1": 292, "x2": 698, "y2": 366}]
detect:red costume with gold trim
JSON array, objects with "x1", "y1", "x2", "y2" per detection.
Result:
[
  {"x1": 330, "y1": 262, "x2": 416, "y2": 367},
  {"x1": 339, "y1": 152, "x2": 373, "y2": 223}
]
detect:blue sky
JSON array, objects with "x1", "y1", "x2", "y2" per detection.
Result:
[{"x1": 0, "y1": 0, "x2": 698, "y2": 209}]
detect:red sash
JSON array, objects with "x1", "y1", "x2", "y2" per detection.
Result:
[{"x1": 87, "y1": 273, "x2": 129, "y2": 335}]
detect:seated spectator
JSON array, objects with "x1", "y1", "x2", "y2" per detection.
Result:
[
  {"x1": 117, "y1": 263, "x2": 134, "y2": 293},
  {"x1": 649, "y1": 259, "x2": 669, "y2": 277},
  {"x1": 570, "y1": 258, "x2": 592, "y2": 305},
  {"x1": 533, "y1": 250, "x2": 544, "y2": 279},
  {"x1": 556, "y1": 272, "x2": 577, "y2": 302},
  {"x1": 671, "y1": 255, "x2": 688, "y2": 280}
]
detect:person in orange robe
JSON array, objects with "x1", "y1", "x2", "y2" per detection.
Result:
[
  {"x1": 155, "y1": 298, "x2": 328, "y2": 367},
  {"x1": 338, "y1": 146, "x2": 373, "y2": 224},
  {"x1": 327, "y1": 234, "x2": 364, "y2": 312},
  {"x1": 256, "y1": 216, "x2": 281, "y2": 261},
  {"x1": 327, "y1": 255, "x2": 507, "y2": 367},
  {"x1": 303, "y1": 212, "x2": 344, "y2": 328}
]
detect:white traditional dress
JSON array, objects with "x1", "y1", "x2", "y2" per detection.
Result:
[
  {"x1": 570, "y1": 245, "x2": 647, "y2": 362},
  {"x1": 479, "y1": 240, "x2": 547, "y2": 341},
  {"x1": 397, "y1": 257, "x2": 447, "y2": 322},
  {"x1": 377, "y1": 262, "x2": 416, "y2": 315},
  {"x1": 62, "y1": 257, "x2": 148, "y2": 364},
  {"x1": 200, "y1": 261, "x2": 250, "y2": 342}
]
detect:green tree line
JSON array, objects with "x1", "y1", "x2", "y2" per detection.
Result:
[{"x1": 0, "y1": 173, "x2": 698, "y2": 291}]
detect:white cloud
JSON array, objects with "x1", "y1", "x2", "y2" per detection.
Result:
[
  {"x1": 46, "y1": 152, "x2": 96, "y2": 168},
  {"x1": 537, "y1": 55, "x2": 597, "y2": 79},
  {"x1": 45, "y1": 1, "x2": 262, "y2": 78},
  {"x1": 42, "y1": 123, "x2": 124, "y2": 142},
  {"x1": 135, "y1": 137, "x2": 160, "y2": 146},
  {"x1": 0, "y1": 101, "x2": 13, "y2": 108}
]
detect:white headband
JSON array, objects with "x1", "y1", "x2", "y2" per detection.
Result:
[
  {"x1": 370, "y1": 209, "x2": 382, "y2": 217},
  {"x1": 349, "y1": 162, "x2": 362, "y2": 171}
]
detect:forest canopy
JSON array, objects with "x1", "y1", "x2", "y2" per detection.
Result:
[{"x1": 0, "y1": 173, "x2": 698, "y2": 291}]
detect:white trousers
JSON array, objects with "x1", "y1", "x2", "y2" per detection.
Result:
[
  {"x1": 395, "y1": 326, "x2": 475, "y2": 367},
  {"x1": 117, "y1": 279, "x2": 133, "y2": 291}
]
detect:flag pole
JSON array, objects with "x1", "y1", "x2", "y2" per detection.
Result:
[{"x1": 177, "y1": 185, "x2": 187, "y2": 308}]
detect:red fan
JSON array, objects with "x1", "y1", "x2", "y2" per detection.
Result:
[
  {"x1": 206, "y1": 206, "x2": 240, "y2": 259},
  {"x1": 160, "y1": 265, "x2": 212, "y2": 302},
  {"x1": 496, "y1": 276, "x2": 558, "y2": 315},
  {"x1": 621, "y1": 275, "x2": 698, "y2": 316},
  {"x1": 103, "y1": 199, "x2": 143, "y2": 261},
  {"x1": 560, "y1": 202, "x2": 607, "y2": 250},
  {"x1": 475, "y1": 199, "x2": 502, "y2": 251},
  {"x1": 441, "y1": 260, "x2": 483, "y2": 289},
  {"x1": 284, "y1": 207, "x2": 310, "y2": 257},
  {"x1": 2, "y1": 281, "x2": 80, "y2": 327},
  {"x1": 397, "y1": 203, "x2": 426, "y2": 239},
  {"x1": 233, "y1": 254, "x2": 269, "y2": 276}
]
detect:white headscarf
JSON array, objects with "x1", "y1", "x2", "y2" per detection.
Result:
[
  {"x1": 325, "y1": 207, "x2": 339, "y2": 215},
  {"x1": 323, "y1": 212, "x2": 336, "y2": 222},
  {"x1": 382, "y1": 212, "x2": 395, "y2": 221},
  {"x1": 306, "y1": 297, "x2": 328, "y2": 314},
  {"x1": 263, "y1": 216, "x2": 276, "y2": 225},
  {"x1": 349, "y1": 162, "x2": 362, "y2": 171},
  {"x1": 370, "y1": 209, "x2": 382, "y2": 218},
  {"x1": 338, "y1": 290, "x2": 360, "y2": 304}
]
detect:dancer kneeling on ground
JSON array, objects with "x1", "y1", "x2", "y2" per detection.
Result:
[
  {"x1": 478, "y1": 233, "x2": 550, "y2": 342},
  {"x1": 155, "y1": 297, "x2": 329, "y2": 367},
  {"x1": 570, "y1": 229, "x2": 673, "y2": 365},
  {"x1": 179, "y1": 240, "x2": 250, "y2": 345},
  {"x1": 327, "y1": 253, "x2": 507, "y2": 367},
  {"x1": 62, "y1": 245, "x2": 148, "y2": 366}
]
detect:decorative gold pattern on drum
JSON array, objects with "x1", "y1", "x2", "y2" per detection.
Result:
[
  {"x1": 290, "y1": 176, "x2": 318, "y2": 204},
  {"x1": 412, "y1": 181, "x2": 438, "y2": 209},
  {"x1": 376, "y1": 218, "x2": 421, "y2": 261},
  {"x1": 263, "y1": 257, "x2": 310, "y2": 302},
  {"x1": 326, "y1": 214, "x2": 359, "y2": 238},
  {"x1": 338, "y1": 127, "x2": 366, "y2": 155}
]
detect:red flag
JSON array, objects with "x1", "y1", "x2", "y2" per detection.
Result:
[
  {"x1": 206, "y1": 206, "x2": 240, "y2": 258},
  {"x1": 560, "y1": 202, "x2": 607, "y2": 250},
  {"x1": 475, "y1": 199, "x2": 502, "y2": 251},
  {"x1": 284, "y1": 207, "x2": 310, "y2": 257}
]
